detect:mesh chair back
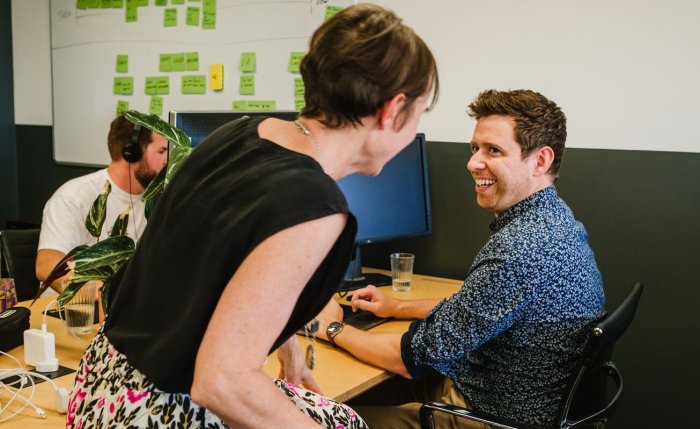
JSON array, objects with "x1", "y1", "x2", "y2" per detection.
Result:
[{"x1": 0, "y1": 229, "x2": 41, "y2": 301}]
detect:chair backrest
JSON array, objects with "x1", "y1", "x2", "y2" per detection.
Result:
[
  {"x1": 0, "y1": 229, "x2": 41, "y2": 301},
  {"x1": 557, "y1": 282, "x2": 644, "y2": 428}
]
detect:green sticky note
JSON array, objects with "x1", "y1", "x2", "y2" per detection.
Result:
[
  {"x1": 186, "y1": 7, "x2": 200, "y2": 26},
  {"x1": 110, "y1": 0, "x2": 123, "y2": 8},
  {"x1": 325, "y1": 5, "x2": 344, "y2": 21},
  {"x1": 189, "y1": 0, "x2": 201, "y2": 2},
  {"x1": 182, "y1": 75, "x2": 206, "y2": 94},
  {"x1": 247, "y1": 100, "x2": 276, "y2": 111},
  {"x1": 294, "y1": 77, "x2": 304, "y2": 97},
  {"x1": 172, "y1": 0, "x2": 184, "y2": 4},
  {"x1": 288, "y1": 52, "x2": 305, "y2": 73},
  {"x1": 87, "y1": 0, "x2": 100, "y2": 8},
  {"x1": 164, "y1": 8, "x2": 177, "y2": 27},
  {"x1": 232, "y1": 100, "x2": 249, "y2": 111},
  {"x1": 77, "y1": 0, "x2": 88, "y2": 10},
  {"x1": 149, "y1": 96, "x2": 164, "y2": 115},
  {"x1": 171, "y1": 53, "x2": 186, "y2": 72},
  {"x1": 239, "y1": 75, "x2": 255, "y2": 95},
  {"x1": 155, "y1": 0, "x2": 167, "y2": 5},
  {"x1": 137, "y1": 0, "x2": 148, "y2": 5},
  {"x1": 145, "y1": 77, "x2": 158, "y2": 95},
  {"x1": 100, "y1": 0, "x2": 111, "y2": 8},
  {"x1": 202, "y1": 0, "x2": 216, "y2": 29},
  {"x1": 185, "y1": 52, "x2": 199, "y2": 71},
  {"x1": 116, "y1": 55, "x2": 128, "y2": 73},
  {"x1": 113, "y1": 77, "x2": 133, "y2": 95},
  {"x1": 116, "y1": 100, "x2": 129, "y2": 116},
  {"x1": 125, "y1": 3, "x2": 137, "y2": 22},
  {"x1": 295, "y1": 97, "x2": 306, "y2": 112},
  {"x1": 159, "y1": 53, "x2": 172, "y2": 72},
  {"x1": 239, "y1": 52, "x2": 256, "y2": 73},
  {"x1": 156, "y1": 76, "x2": 170, "y2": 95}
]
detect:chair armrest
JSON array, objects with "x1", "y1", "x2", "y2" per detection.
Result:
[
  {"x1": 419, "y1": 401, "x2": 529, "y2": 429},
  {"x1": 565, "y1": 361, "x2": 623, "y2": 428}
]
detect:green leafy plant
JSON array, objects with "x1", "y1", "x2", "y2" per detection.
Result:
[{"x1": 32, "y1": 110, "x2": 192, "y2": 313}]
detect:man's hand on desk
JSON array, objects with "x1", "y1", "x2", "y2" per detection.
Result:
[{"x1": 349, "y1": 285, "x2": 399, "y2": 318}]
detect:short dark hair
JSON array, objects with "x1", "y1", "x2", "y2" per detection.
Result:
[
  {"x1": 467, "y1": 89, "x2": 567, "y2": 177},
  {"x1": 300, "y1": 4, "x2": 439, "y2": 129},
  {"x1": 107, "y1": 115, "x2": 154, "y2": 161}
]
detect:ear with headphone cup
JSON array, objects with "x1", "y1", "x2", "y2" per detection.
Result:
[{"x1": 122, "y1": 123, "x2": 143, "y2": 163}]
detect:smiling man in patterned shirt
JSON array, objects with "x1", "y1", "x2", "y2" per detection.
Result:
[{"x1": 316, "y1": 89, "x2": 606, "y2": 428}]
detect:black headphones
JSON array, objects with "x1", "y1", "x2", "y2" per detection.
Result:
[{"x1": 121, "y1": 123, "x2": 143, "y2": 163}]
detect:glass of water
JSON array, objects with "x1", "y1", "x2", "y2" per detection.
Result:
[
  {"x1": 62, "y1": 281, "x2": 97, "y2": 335},
  {"x1": 390, "y1": 253, "x2": 415, "y2": 292}
]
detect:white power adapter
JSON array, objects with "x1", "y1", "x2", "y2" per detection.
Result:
[{"x1": 23, "y1": 325, "x2": 59, "y2": 373}]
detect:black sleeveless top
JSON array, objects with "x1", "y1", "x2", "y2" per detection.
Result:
[{"x1": 105, "y1": 116, "x2": 357, "y2": 393}]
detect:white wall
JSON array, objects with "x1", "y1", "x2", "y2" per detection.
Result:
[
  {"x1": 12, "y1": 0, "x2": 700, "y2": 156},
  {"x1": 12, "y1": 0, "x2": 52, "y2": 126}
]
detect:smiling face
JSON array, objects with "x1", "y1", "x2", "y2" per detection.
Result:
[{"x1": 467, "y1": 115, "x2": 554, "y2": 215}]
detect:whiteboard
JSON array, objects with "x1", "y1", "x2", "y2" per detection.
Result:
[
  {"x1": 50, "y1": 0, "x2": 700, "y2": 166},
  {"x1": 50, "y1": 0, "x2": 355, "y2": 165}
]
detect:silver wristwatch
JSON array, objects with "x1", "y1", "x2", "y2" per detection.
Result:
[{"x1": 326, "y1": 321, "x2": 346, "y2": 347}]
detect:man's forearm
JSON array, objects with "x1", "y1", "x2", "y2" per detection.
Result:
[
  {"x1": 332, "y1": 326, "x2": 411, "y2": 378},
  {"x1": 394, "y1": 298, "x2": 441, "y2": 319}
]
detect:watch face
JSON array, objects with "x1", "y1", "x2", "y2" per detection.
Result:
[{"x1": 327, "y1": 321, "x2": 343, "y2": 336}]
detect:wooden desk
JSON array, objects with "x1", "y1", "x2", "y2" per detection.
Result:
[
  {"x1": 0, "y1": 272, "x2": 460, "y2": 427},
  {"x1": 262, "y1": 272, "x2": 461, "y2": 401},
  {"x1": 0, "y1": 298, "x2": 98, "y2": 428}
]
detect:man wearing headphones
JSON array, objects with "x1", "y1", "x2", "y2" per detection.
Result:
[{"x1": 36, "y1": 115, "x2": 168, "y2": 292}]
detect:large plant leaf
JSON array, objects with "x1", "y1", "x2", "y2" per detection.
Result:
[
  {"x1": 166, "y1": 145, "x2": 193, "y2": 186},
  {"x1": 109, "y1": 207, "x2": 131, "y2": 237},
  {"x1": 85, "y1": 180, "x2": 111, "y2": 238},
  {"x1": 124, "y1": 110, "x2": 191, "y2": 149},
  {"x1": 30, "y1": 244, "x2": 89, "y2": 306},
  {"x1": 55, "y1": 236, "x2": 135, "y2": 307},
  {"x1": 71, "y1": 235, "x2": 135, "y2": 273},
  {"x1": 56, "y1": 280, "x2": 88, "y2": 308},
  {"x1": 142, "y1": 166, "x2": 166, "y2": 219}
]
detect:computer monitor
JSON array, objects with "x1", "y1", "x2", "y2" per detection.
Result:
[
  {"x1": 169, "y1": 110, "x2": 298, "y2": 147},
  {"x1": 337, "y1": 133, "x2": 431, "y2": 289},
  {"x1": 168, "y1": 111, "x2": 431, "y2": 290}
]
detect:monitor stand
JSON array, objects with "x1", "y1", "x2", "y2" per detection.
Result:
[{"x1": 340, "y1": 246, "x2": 392, "y2": 292}]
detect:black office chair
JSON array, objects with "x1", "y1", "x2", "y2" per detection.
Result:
[
  {"x1": 0, "y1": 228, "x2": 42, "y2": 301},
  {"x1": 420, "y1": 282, "x2": 644, "y2": 429}
]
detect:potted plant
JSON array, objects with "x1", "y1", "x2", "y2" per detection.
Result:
[{"x1": 32, "y1": 110, "x2": 193, "y2": 313}]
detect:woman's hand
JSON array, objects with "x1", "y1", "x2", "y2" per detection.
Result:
[
  {"x1": 276, "y1": 336, "x2": 322, "y2": 394},
  {"x1": 350, "y1": 285, "x2": 398, "y2": 318}
]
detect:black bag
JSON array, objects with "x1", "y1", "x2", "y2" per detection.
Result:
[{"x1": 0, "y1": 306, "x2": 30, "y2": 352}]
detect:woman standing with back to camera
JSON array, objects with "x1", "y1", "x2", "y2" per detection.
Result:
[{"x1": 67, "y1": 4, "x2": 438, "y2": 428}]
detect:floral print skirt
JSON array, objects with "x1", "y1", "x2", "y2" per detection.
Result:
[{"x1": 67, "y1": 326, "x2": 367, "y2": 428}]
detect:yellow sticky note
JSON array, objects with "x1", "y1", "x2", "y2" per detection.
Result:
[{"x1": 210, "y1": 64, "x2": 224, "y2": 91}]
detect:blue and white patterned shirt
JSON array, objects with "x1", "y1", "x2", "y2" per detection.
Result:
[{"x1": 401, "y1": 185, "x2": 605, "y2": 427}]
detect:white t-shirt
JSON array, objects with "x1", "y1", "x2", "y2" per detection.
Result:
[{"x1": 38, "y1": 169, "x2": 147, "y2": 254}]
